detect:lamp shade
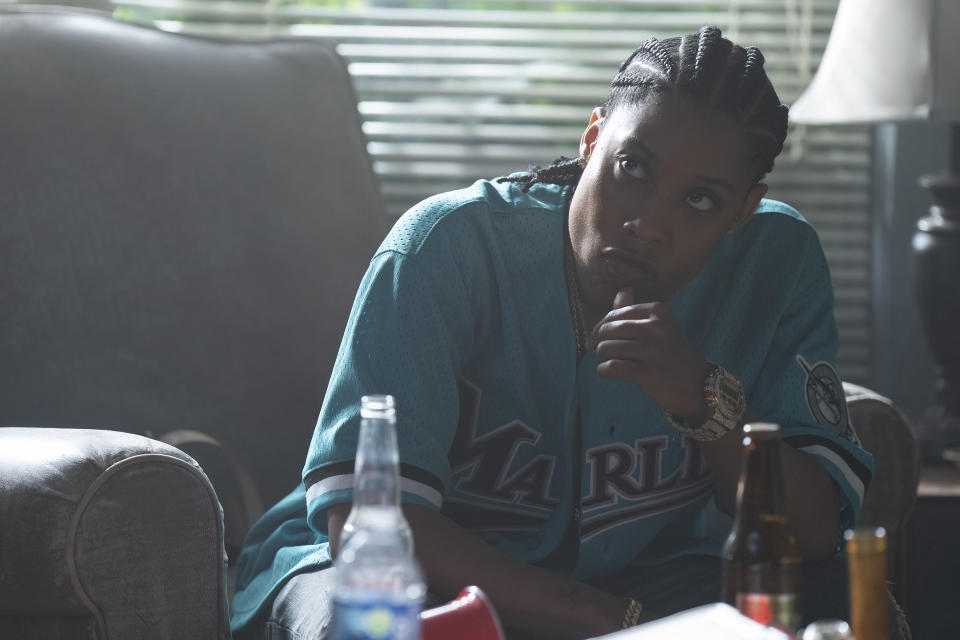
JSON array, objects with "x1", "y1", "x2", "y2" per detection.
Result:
[{"x1": 790, "y1": 0, "x2": 960, "y2": 124}]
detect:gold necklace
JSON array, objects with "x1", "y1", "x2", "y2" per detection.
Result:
[{"x1": 563, "y1": 231, "x2": 588, "y2": 360}]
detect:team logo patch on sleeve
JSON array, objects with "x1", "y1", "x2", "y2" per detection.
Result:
[{"x1": 795, "y1": 355, "x2": 860, "y2": 445}]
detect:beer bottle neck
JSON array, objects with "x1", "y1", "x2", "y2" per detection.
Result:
[{"x1": 735, "y1": 437, "x2": 787, "y2": 518}]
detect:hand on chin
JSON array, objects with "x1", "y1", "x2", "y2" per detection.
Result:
[{"x1": 590, "y1": 287, "x2": 709, "y2": 420}]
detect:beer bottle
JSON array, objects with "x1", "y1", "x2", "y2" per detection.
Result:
[
  {"x1": 722, "y1": 422, "x2": 802, "y2": 633},
  {"x1": 845, "y1": 527, "x2": 889, "y2": 640}
]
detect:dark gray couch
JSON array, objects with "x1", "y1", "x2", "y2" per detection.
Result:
[{"x1": 0, "y1": 6, "x2": 385, "y2": 638}]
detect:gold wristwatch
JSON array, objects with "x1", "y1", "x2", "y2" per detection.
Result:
[{"x1": 666, "y1": 364, "x2": 746, "y2": 441}]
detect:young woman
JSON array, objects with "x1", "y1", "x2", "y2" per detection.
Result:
[{"x1": 231, "y1": 26, "x2": 878, "y2": 639}]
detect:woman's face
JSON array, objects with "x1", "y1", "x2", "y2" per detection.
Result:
[{"x1": 568, "y1": 90, "x2": 768, "y2": 321}]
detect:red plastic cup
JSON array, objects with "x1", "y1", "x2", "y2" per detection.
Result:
[{"x1": 420, "y1": 586, "x2": 505, "y2": 640}]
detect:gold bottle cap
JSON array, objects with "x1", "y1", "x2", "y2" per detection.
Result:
[{"x1": 844, "y1": 526, "x2": 887, "y2": 553}]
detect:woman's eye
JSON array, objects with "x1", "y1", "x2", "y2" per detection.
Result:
[
  {"x1": 685, "y1": 191, "x2": 716, "y2": 212},
  {"x1": 617, "y1": 155, "x2": 646, "y2": 180}
]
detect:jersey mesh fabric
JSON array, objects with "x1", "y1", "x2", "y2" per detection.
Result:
[{"x1": 230, "y1": 180, "x2": 874, "y2": 632}]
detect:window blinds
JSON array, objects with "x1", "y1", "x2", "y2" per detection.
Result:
[{"x1": 111, "y1": 0, "x2": 872, "y2": 383}]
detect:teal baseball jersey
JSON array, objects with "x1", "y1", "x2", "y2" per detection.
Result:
[{"x1": 231, "y1": 179, "x2": 874, "y2": 631}]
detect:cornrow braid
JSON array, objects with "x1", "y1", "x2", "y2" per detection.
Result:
[
  {"x1": 645, "y1": 37, "x2": 676, "y2": 83},
  {"x1": 676, "y1": 33, "x2": 700, "y2": 88},
  {"x1": 711, "y1": 42, "x2": 746, "y2": 107},
  {"x1": 740, "y1": 47, "x2": 767, "y2": 89},
  {"x1": 503, "y1": 25, "x2": 789, "y2": 189},
  {"x1": 693, "y1": 26, "x2": 718, "y2": 74},
  {"x1": 692, "y1": 26, "x2": 729, "y2": 87},
  {"x1": 738, "y1": 47, "x2": 770, "y2": 118},
  {"x1": 496, "y1": 156, "x2": 583, "y2": 192}
]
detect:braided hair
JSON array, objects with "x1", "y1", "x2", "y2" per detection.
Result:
[{"x1": 499, "y1": 26, "x2": 789, "y2": 192}]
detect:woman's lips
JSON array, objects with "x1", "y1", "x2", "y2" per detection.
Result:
[{"x1": 599, "y1": 246, "x2": 658, "y2": 280}]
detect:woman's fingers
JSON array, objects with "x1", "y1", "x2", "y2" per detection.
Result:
[
  {"x1": 597, "y1": 317, "x2": 662, "y2": 342},
  {"x1": 599, "y1": 300, "x2": 671, "y2": 326},
  {"x1": 586, "y1": 288, "x2": 637, "y2": 351},
  {"x1": 595, "y1": 339, "x2": 650, "y2": 363},
  {"x1": 612, "y1": 287, "x2": 635, "y2": 310}
]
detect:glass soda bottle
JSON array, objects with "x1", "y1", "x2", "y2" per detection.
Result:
[
  {"x1": 331, "y1": 395, "x2": 426, "y2": 640},
  {"x1": 722, "y1": 422, "x2": 802, "y2": 633}
]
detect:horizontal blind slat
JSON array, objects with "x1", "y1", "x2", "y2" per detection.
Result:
[
  {"x1": 116, "y1": 0, "x2": 839, "y2": 29},
  {"x1": 254, "y1": 0, "x2": 841, "y2": 8},
  {"x1": 123, "y1": 20, "x2": 832, "y2": 49}
]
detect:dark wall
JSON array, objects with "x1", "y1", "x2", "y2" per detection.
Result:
[{"x1": 871, "y1": 121, "x2": 950, "y2": 422}]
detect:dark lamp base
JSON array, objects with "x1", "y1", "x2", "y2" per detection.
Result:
[{"x1": 913, "y1": 153, "x2": 960, "y2": 462}]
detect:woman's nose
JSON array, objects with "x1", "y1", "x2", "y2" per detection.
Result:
[{"x1": 622, "y1": 208, "x2": 670, "y2": 246}]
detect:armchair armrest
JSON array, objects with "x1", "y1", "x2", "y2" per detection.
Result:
[
  {"x1": 0, "y1": 428, "x2": 230, "y2": 640},
  {"x1": 843, "y1": 382, "x2": 920, "y2": 535},
  {"x1": 843, "y1": 382, "x2": 919, "y2": 609}
]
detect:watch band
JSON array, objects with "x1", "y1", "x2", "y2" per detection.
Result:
[{"x1": 665, "y1": 364, "x2": 746, "y2": 441}]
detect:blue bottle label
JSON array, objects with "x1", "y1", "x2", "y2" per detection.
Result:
[{"x1": 331, "y1": 597, "x2": 421, "y2": 640}]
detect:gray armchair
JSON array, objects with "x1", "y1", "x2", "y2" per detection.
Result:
[
  {"x1": 0, "y1": 6, "x2": 385, "y2": 638},
  {"x1": 0, "y1": 6, "x2": 919, "y2": 640},
  {"x1": 843, "y1": 382, "x2": 920, "y2": 605}
]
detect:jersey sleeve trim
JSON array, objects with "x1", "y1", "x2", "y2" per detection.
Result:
[
  {"x1": 781, "y1": 433, "x2": 870, "y2": 505},
  {"x1": 304, "y1": 462, "x2": 445, "y2": 509}
]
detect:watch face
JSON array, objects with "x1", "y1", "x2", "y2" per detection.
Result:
[{"x1": 715, "y1": 371, "x2": 745, "y2": 417}]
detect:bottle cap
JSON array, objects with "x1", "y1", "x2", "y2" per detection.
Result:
[
  {"x1": 800, "y1": 619, "x2": 854, "y2": 640},
  {"x1": 361, "y1": 394, "x2": 396, "y2": 418},
  {"x1": 844, "y1": 526, "x2": 887, "y2": 553},
  {"x1": 743, "y1": 423, "x2": 781, "y2": 434},
  {"x1": 742, "y1": 422, "x2": 781, "y2": 442}
]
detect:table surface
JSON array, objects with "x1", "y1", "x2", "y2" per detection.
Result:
[{"x1": 907, "y1": 464, "x2": 960, "y2": 640}]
